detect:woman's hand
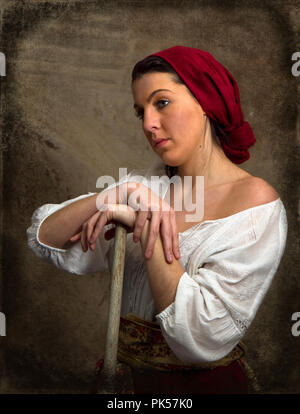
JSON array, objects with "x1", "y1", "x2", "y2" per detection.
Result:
[
  {"x1": 70, "y1": 182, "x2": 180, "y2": 263},
  {"x1": 126, "y1": 182, "x2": 180, "y2": 263},
  {"x1": 68, "y1": 204, "x2": 136, "y2": 252}
]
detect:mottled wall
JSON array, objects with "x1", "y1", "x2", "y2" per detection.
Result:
[{"x1": 0, "y1": 0, "x2": 299, "y2": 393}]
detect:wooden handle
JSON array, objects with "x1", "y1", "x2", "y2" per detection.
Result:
[{"x1": 101, "y1": 223, "x2": 127, "y2": 393}]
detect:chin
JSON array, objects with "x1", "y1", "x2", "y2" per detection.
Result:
[{"x1": 159, "y1": 152, "x2": 183, "y2": 167}]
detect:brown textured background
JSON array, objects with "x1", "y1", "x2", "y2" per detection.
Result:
[{"x1": 0, "y1": 0, "x2": 299, "y2": 393}]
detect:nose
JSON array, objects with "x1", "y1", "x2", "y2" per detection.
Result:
[{"x1": 142, "y1": 107, "x2": 160, "y2": 134}]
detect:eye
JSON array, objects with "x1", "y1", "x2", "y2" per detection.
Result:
[
  {"x1": 156, "y1": 99, "x2": 169, "y2": 109},
  {"x1": 134, "y1": 98, "x2": 170, "y2": 121},
  {"x1": 135, "y1": 110, "x2": 144, "y2": 120}
]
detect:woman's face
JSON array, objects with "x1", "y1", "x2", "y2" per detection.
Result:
[{"x1": 132, "y1": 72, "x2": 206, "y2": 167}]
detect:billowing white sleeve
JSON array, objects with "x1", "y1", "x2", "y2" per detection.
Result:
[
  {"x1": 26, "y1": 192, "x2": 113, "y2": 275},
  {"x1": 156, "y1": 200, "x2": 288, "y2": 364}
]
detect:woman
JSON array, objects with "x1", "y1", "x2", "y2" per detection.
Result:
[{"x1": 27, "y1": 46, "x2": 288, "y2": 394}]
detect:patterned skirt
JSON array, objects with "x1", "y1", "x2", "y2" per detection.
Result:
[{"x1": 94, "y1": 313, "x2": 260, "y2": 394}]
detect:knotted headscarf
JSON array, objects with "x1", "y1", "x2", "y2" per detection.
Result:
[{"x1": 148, "y1": 46, "x2": 256, "y2": 164}]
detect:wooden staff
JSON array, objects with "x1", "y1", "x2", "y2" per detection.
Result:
[{"x1": 98, "y1": 223, "x2": 127, "y2": 393}]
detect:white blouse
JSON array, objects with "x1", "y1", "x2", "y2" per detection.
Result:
[{"x1": 26, "y1": 163, "x2": 288, "y2": 364}]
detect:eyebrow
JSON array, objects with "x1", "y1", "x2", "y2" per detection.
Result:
[{"x1": 133, "y1": 89, "x2": 174, "y2": 109}]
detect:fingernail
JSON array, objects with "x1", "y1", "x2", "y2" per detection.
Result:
[
  {"x1": 133, "y1": 236, "x2": 138, "y2": 243},
  {"x1": 168, "y1": 254, "x2": 173, "y2": 263}
]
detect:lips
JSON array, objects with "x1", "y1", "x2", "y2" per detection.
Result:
[{"x1": 153, "y1": 138, "x2": 169, "y2": 148}]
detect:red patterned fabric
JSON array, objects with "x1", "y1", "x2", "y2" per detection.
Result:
[
  {"x1": 94, "y1": 314, "x2": 249, "y2": 394},
  {"x1": 131, "y1": 360, "x2": 248, "y2": 394}
]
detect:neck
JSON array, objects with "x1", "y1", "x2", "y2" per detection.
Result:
[{"x1": 176, "y1": 122, "x2": 241, "y2": 192}]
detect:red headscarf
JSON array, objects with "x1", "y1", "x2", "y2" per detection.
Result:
[{"x1": 148, "y1": 46, "x2": 256, "y2": 164}]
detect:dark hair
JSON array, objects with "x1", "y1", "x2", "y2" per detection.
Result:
[
  {"x1": 131, "y1": 55, "x2": 224, "y2": 178},
  {"x1": 132, "y1": 55, "x2": 184, "y2": 86}
]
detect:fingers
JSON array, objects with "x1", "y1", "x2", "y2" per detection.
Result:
[
  {"x1": 69, "y1": 232, "x2": 81, "y2": 242},
  {"x1": 79, "y1": 204, "x2": 136, "y2": 253},
  {"x1": 160, "y1": 212, "x2": 174, "y2": 264},
  {"x1": 169, "y1": 208, "x2": 181, "y2": 260},
  {"x1": 88, "y1": 211, "x2": 109, "y2": 246},
  {"x1": 79, "y1": 210, "x2": 108, "y2": 252},
  {"x1": 143, "y1": 208, "x2": 180, "y2": 263},
  {"x1": 144, "y1": 211, "x2": 160, "y2": 260},
  {"x1": 81, "y1": 222, "x2": 89, "y2": 252},
  {"x1": 80, "y1": 211, "x2": 100, "y2": 252},
  {"x1": 69, "y1": 231, "x2": 96, "y2": 252},
  {"x1": 133, "y1": 210, "x2": 150, "y2": 243},
  {"x1": 86, "y1": 211, "x2": 102, "y2": 241}
]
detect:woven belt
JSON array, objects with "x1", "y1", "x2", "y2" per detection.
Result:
[{"x1": 117, "y1": 313, "x2": 247, "y2": 372}]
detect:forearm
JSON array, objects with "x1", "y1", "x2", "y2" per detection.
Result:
[
  {"x1": 140, "y1": 220, "x2": 184, "y2": 314},
  {"x1": 38, "y1": 182, "x2": 133, "y2": 250},
  {"x1": 38, "y1": 193, "x2": 100, "y2": 249}
]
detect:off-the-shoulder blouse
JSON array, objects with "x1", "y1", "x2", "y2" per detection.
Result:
[{"x1": 26, "y1": 163, "x2": 288, "y2": 364}]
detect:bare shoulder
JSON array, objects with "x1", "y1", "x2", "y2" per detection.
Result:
[{"x1": 235, "y1": 176, "x2": 280, "y2": 208}]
